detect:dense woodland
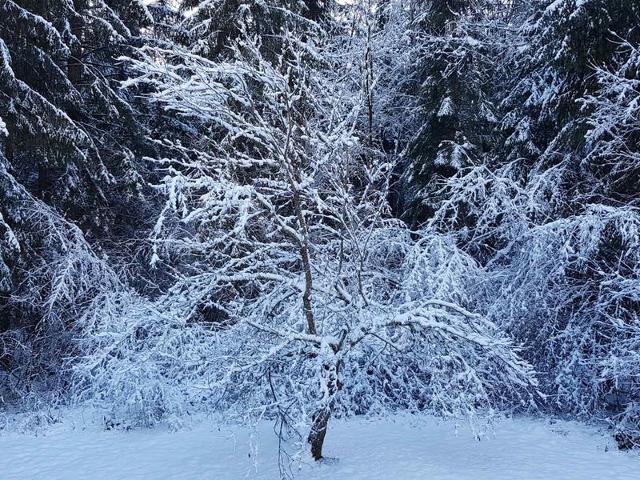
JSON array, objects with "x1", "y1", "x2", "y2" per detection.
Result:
[{"x1": 1, "y1": 0, "x2": 639, "y2": 459}]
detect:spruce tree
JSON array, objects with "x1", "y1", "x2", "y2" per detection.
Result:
[
  {"x1": 181, "y1": 0, "x2": 330, "y2": 59},
  {"x1": 426, "y1": 0, "x2": 640, "y2": 443},
  {"x1": 0, "y1": 0, "x2": 153, "y2": 232},
  {"x1": 0, "y1": 0, "x2": 154, "y2": 403},
  {"x1": 398, "y1": 0, "x2": 499, "y2": 224},
  {"x1": 500, "y1": 0, "x2": 640, "y2": 214}
]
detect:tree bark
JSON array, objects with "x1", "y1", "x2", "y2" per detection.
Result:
[
  {"x1": 308, "y1": 407, "x2": 331, "y2": 460},
  {"x1": 299, "y1": 239, "x2": 317, "y2": 335},
  {"x1": 308, "y1": 354, "x2": 340, "y2": 460}
]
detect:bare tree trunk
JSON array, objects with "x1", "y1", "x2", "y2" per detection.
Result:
[
  {"x1": 308, "y1": 407, "x2": 331, "y2": 460},
  {"x1": 308, "y1": 354, "x2": 340, "y2": 460},
  {"x1": 282, "y1": 92, "x2": 317, "y2": 337},
  {"x1": 299, "y1": 238, "x2": 317, "y2": 335},
  {"x1": 365, "y1": 19, "x2": 374, "y2": 148}
]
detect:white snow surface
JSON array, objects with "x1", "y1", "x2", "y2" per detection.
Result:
[{"x1": 1, "y1": 413, "x2": 638, "y2": 480}]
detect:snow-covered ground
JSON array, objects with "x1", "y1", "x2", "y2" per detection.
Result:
[{"x1": 1, "y1": 414, "x2": 638, "y2": 480}]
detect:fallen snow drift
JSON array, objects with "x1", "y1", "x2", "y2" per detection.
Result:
[{"x1": 1, "y1": 415, "x2": 638, "y2": 480}]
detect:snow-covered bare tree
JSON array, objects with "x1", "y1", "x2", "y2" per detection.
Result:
[
  {"x1": 433, "y1": 161, "x2": 640, "y2": 446},
  {"x1": 89, "y1": 11, "x2": 538, "y2": 463},
  {"x1": 336, "y1": 1, "x2": 420, "y2": 150}
]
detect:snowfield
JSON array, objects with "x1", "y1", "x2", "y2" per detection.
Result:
[{"x1": 1, "y1": 414, "x2": 638, "y2": 480}]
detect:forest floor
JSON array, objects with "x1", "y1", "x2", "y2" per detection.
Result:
[{"x1": 0, "y1": 412, "x2": 639, "y2": 479}]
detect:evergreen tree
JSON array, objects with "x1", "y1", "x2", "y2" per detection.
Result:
[
  {"x1": 147, "y1": 0, "x2": 188, "y2": 46},
  {"x1": 499, "y1": 0, "x2": 640, "y2": 213},
  {"x1": 425, "y1": 0, "x2": 640, "y2": 445},
  {"x1": 0, "y1": 0, "x2": 153, "y2": 231},
  {"x1": 0, "y1": 0, "x2": 154, "y2": 404},
  {"x1": 182, "y1": 0, "x2": 330, "y2": 59},
  {"x1": 398, "y1": 0, "x2": 500, "y2": 224}
]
